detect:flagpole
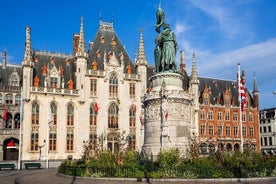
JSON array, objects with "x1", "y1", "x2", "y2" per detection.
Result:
[
  {"x1": 18, "y1": 88, "x2": 23, "y2": 170},
  {"x1": 238, "y1": 63, "x2": 243, "y2": 152},
  {"x1": 46, "y1": 99, "x2": 50, "y2": 169}
]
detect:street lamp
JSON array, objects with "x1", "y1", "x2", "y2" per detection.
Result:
[{"x1": 38, "y1": 140, "x2": 46, "y2": 160}]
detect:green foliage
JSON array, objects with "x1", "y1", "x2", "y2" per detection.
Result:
[{"x1": 58, "y1": 145, "x2": 276, "y2": 179}]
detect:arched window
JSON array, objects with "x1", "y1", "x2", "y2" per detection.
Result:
[
  {"x1": 15, "y1": 94, "x2": 20, "y2": 105},
  {"x1": 90, "y1": 103, "x2": 97, "y2": 126},
  {"x1": 0, "y1": 94, "x2": 2, "y2": 104},
  {"x1": 32, "y1": 102, "x2": 39, "y2": 125},
  {"x1": 5, "y1": 94, "x2": 13, "y2": 105},
  {"x1": 129, "y1": 105, "x2": 136, "y2": 127},
  {"x1": 9, "y1": 73, "x2": 19, "y2": 87},
  {"x1": 50, "y1": 103, "x2": 57, "y2": 125},
  {"x1": 67, "y1": 103, "x2": 74, "y2": 126},
  {"x1": 108, "y1": 103, "x2": 118, "y2": 129},
  {"x1": 109, "y1": 73, "x2": 118, "y2": 98},
  {"x1": 14, "y1": 113, "x2": 20, "y2": 129}
]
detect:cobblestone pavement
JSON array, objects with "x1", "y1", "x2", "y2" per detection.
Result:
[{"x1": 0, "y1": 168, "x2": 276, "y2": 184}]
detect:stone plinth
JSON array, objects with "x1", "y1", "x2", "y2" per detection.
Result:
[{"x1": 142, "y1": 72, "x2": 193, "y2": 158}]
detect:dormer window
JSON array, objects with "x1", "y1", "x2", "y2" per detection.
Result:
[
  {"x1": 50, "y1": 77, "x2": 58, "y2": 88},
  {"x1": 9, "y1": 71, "x2": 19, "y2": 87}
]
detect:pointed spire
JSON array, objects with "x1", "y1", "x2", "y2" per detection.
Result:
[
  {"x1": 191, "y1": 52, "x2": 199, "y2": 83},
  {"x1": 75, "y1": 17, "x2": 88, "y2": 58},
  {"x1": 136, "y1": 28, "x2": 147, "y2": 65},
  {"x1": 22, "y1": 26, "x2": 32, "y2": 66}
]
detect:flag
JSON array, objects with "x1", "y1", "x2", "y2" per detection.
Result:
[
  {"x1": 240, "y1": 79, "x2": 246, "y2": 111},
  {"x1": 164, "y1": 109, "x2": 168, "y2": 121},
  {"x1": 94, "y1": 102, "x2": 99, "y2": 113},
  {"x1": 3, "y1": 108, "x2": 7, "y2": 121}
]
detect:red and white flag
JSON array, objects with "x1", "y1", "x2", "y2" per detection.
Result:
[
  {"x1": 94, "y1": 103, "x2": 99, "y2": 113},
  {"x1": 3, "y1": 109, "x2": 7, "y2": 121},
  {"x1": 238, "y1": 64, "x2": 246, "y2": 111}
]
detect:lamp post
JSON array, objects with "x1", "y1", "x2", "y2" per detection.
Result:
[{"x1": 38, "y1": 139, "x2": 46, "y2": 160}]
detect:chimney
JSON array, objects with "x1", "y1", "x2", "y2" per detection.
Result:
[
  {"x1": 2, "y1": 51, "x2": 7, "y2": 68},
  {"x1": 73, "y1": 33, "x2": 80, "y2": 56}
]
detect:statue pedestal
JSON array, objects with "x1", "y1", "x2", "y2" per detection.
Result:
[{"x1": 142, "y1": 72, "x2": 192, "y2": 159}]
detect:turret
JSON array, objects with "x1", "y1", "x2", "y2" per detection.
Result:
[
  {"x1": 22, "y1": 26, "x2": 33, "y2": 101},
  {"x1": 252, "y1": 73, "x2": 259, "y2": 108},
  {"x1": 135, "y1": 28, "x2": 147, "y2": 94},
  {"x1": 1, "y1": 51, "x2": 7, "y2": 69},
  {"x1": 75, "y1": 17, "x2": 88, "y2": 103}
]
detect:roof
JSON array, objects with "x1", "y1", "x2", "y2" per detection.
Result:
[{"x1": 88, "y1": 20, "x2": 137, "y2": 74}]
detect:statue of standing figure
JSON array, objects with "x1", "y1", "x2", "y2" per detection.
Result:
[{"x1": 154, "y1": 4, "x2": 177, "y2": 73}]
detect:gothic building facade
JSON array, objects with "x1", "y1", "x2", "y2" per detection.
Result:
[{"x1": 0, "y1": 16, "x2": 260, "y2": 163}]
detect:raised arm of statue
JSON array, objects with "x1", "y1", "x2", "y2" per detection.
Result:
[{"x1": 155, "y1": 6, "x2": 165, "y2": 33}]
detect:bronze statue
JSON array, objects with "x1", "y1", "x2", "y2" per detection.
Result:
[{"x1": 154, "y1": 4, "x2": 177, "y2": 73}]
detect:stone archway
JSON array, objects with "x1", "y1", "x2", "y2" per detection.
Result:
[{"x1": 3, "y1": 138, "x2": 19, "y2": 160}]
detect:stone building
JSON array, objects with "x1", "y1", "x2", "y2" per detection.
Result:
[
  {"x1": 259, "y1": 108, "x2": 276, "y2": 155},
  {"x1": 0, "y1": 10, "x2": 260, "y2": 164}
]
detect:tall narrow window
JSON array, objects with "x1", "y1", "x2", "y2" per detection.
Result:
[
  {"x1": 109, "y1": 73, "x2": 118, "y2": 98},
  {"x1": 67, "y1": 104, "x2": 74, "y2": 126},
  {"x1": 129, "y1": 83, "x2": 135, "y2": 99},
  {"x1": 31, "y1": 133, "x2": 39, "y2": 151},
  {"x1": 90, "y1": 103, "x2": 97, "y2": 126},
  {"x1": 108, "y1": 103, "x2": 119, "y2": 129},
  {"x1": 49, "y1": 133, "x2": 57, "y2": 151},
  {"x1": 249, "y1": 127, "x2": 254, "y2": 137},
  {"x1": 128, "y1": 135, "x2": 136, "y2": 150},
  {"x1": 50, "y1": 77, "x2": 58, "y2": 88},
  {"x1": 217, "y1": 112, "x2": 222, "y2": 121},
  {"x1": 0, "y1": 94, "x2": 2, "y2": 104},
  {"x1": 129, "y1": 105, "x2": 136, "y2": 127},
  {"x1": 15, "y1": 95, "x2": 20, "y2": 105},
  {"x1": 242, "y1": 113, "x2": 246, "y2": 122},
  {"x1": 209, "y1": 125, "x2": 214, "y2": 135},
  {"x1": 249, "y1": 113, "x2": 254, "y2": 122},
  {"x1": 5, "y1": 94, "x2": 13, "y2": 105},
  {"x1": 218, "y1": 126, "x2": 223, "y2": 136},
  {"x1": 90, "y1": 79, "x2": 97, "y2": 96},
  {"x1": 242, "y1": 127, "x2": 247, "y2": 136},
  {"x1": 66, "y1": 133, "x2": 74, "y2": 151},
  {"x1": 200, "y1": 111, "x2": 206, "y2": 120},
  {"x1": 208, "y1": 111, "x2": 213, "y2": 120},
  {"x1": 233, "y1": 112, "x2": 238, "y2": 122},
  {"x1": 226, "y1": 126, "x2": 231, "y2": 136},
  {"x1": 200, "y1": 125, "x2": 206, "y2": 135},
  {"x1": 234, "y1": 126, "x2": 238, "y2": 137},
  {"x1": 89, "y1": 134, "x2": 97, "y2": 150},
  {"x1": 51, "y1": 103, "x2": 57, "y2": 125},
  {"x1": 32, "y1": 102, "x2": 39, "y2": 125},
  {"x1": 225, "y1": 111, "x2": 230, "y2": 121}
]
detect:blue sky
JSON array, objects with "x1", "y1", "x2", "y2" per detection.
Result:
[{"x1": 1, "y1": 0, "x2": 276, "y2": 109}]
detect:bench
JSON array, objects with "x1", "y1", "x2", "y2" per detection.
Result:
[
  {"x1": 24, "y1": 163, "x2": 42, "y2": 169},
  {"x1": 0, "y1": 163, "x2": 15, "y2": 170}
]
